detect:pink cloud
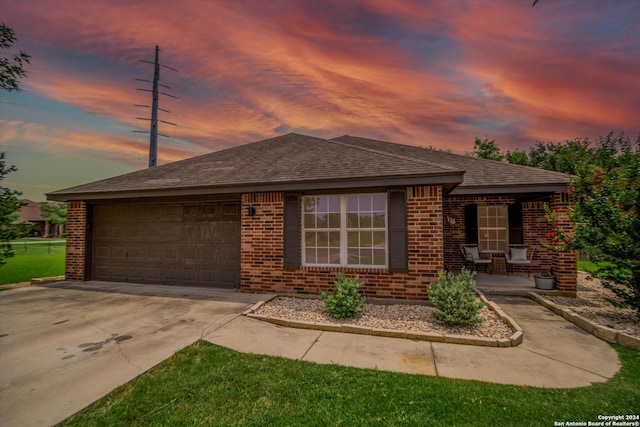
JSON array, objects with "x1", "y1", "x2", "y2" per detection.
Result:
[
  {"x1": 2, "y1": 0, "x2": 638, "y2": 162},
  {"x1": 0, "y1": 120, "x2": 198, "y2": 167},
  {"x1": 441, "y1": 1, "x2": 640, "y2": 145}
]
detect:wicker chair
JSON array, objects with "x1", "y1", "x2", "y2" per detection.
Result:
[
  {"x1": 505, "y1": 245, "x2": 534, "y2": 276},
  {"x1": 460, "y1": 244, "x2": 492, "y2": 273}
]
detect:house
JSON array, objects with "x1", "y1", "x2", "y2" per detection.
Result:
[
  {"x1": 47, "y1": 133, "x2": 577, "y2": 299},
  {"x1": 13, "y1": 199, "x2": 46, "y2": 236}
]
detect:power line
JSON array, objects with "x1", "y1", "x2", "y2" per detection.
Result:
[{"x1": 134, "y1": 46, "x2": 178, "y2": 167}]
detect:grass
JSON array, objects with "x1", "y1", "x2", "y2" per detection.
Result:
[
  {"x1": 60, "y1": 342, "x2": 640, "y2": 427},
  {"x1": 577, "y1": 260, "x2": 598, "y2": 274},
  {"x1": 12, "y1": 237, "x2": 66, "y2": 242},
  {"x1": 578, "y1": 260, "x2": 628, "y2": 282},
  {"x1": 0, "y1": 241, "x2": 66, "y2": 285}
]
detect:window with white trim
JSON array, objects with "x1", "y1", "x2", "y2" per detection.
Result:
[
  {"x1": 477, "y1": 205, "x2": 508, "y2": 251},
  {"x1": 302, "y1": 193, "x2": 387, "y2": 267}
]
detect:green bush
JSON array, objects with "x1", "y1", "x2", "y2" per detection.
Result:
[
  {"x1": 321, "y1": 274, "x2": 366, "y2": 319},
  {"x1": 428, "y1": 267, "x2": 484, "y2": 326}
]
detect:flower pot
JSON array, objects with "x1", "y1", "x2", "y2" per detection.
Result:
[{"x1": 534, "y1": 274, "x2": 555, "y2": 290}]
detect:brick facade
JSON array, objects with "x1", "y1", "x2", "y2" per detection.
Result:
[
  {"x1": 65, "y1": 201, "x2": 88, "y2": 280},
  {"x1": 64, "y1": 188, "x2": 576, "y2": 294},
  {"x1": 550, "y1": 192, "x2": 577, "y2": 291},
  {"x1": 240, "y1": 186, "x2": 444, "y2": 300}
]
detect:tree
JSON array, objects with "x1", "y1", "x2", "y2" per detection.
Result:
[
  {"x1": 504, "y1": 149, "x2": 530, "y2": 166},
  {"x1": 568, "y1": 133, "x2": 640, "y2": 314},
  {"x1": 469, "y1": 137, "x2": 504, "y2": 161},
  {"x1": 1, "y1": 23, "x2": 30, "y2": 92},
  {"x1": 0, "y1": 152, "x2": 23, "y2": 267},
  {"x1": 40, "y1": 202, "x2": 67, "y2": 238},
  {"x1": 527, "y1": 139, "x2": 593, "y2": 175},
  {"x1": 466, "y1": 133, "x2": 640, "y2": 314}
]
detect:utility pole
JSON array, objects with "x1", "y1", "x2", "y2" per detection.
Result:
[
  {"x1": 149, "y1": 45, "x2": 159, "y2": 167},
  {"x1": 134, "y1": 46, "x2": 178, "y2": 168}
]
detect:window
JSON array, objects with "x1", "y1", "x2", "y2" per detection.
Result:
[
  {"x1": 477, "y1": 205, "x2": 508, "y2": 251},
  {"x1": 302, "y1": 194, "x2": 387, "y2": 267}
]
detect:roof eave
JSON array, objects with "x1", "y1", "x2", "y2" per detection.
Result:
[
  {"x1": 47, "y1": 173, "x2": 465, "y2": 202},
  {"x1": 449, "y1": 183, "x2": 569, "y2": 196}
]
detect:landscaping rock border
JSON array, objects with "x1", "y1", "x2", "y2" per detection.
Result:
[
  {"x1": 1, "y1": 276, "x2": 66, "y2": 290},
  {"x1": 243, "y1": 292, "x2": 524, "y2": 347},
  {"x1": 529, "y1": 292, "x2": 640, "y2": 351},
  {"x1": 31, "y1": 276, "x2": 66, "y2": 285}
]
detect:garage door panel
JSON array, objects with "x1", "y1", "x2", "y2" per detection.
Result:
[
  {"x1": 94, "y1": 225, "x2": 111, "y2": 240},
  {"x1": 146, "y1": 204, "x2": 182, "y2": 222},
  {"x1": 97, "y1": 205, "x2": 129, "y2": 222},
  {"x1": 144, "y1": 246, "x2": 163, "y2": 260},
  {"x1": 126, "y1": 246, "x2": 144, "y2": 261},
  {"x1": 163, "y1": 247, "x2": 179, "y2": 262},
  {"x1": 94, "y1": 245, "x2": 127, "y2": 260},
  {"x1": 222, "y1": 203, "x2": 239, "y2": 217},
  {"x1": 144, "y1": 223, "x2": 181, "y2": 243},
  {"x1": 92, "y1": 202, "x2": 240, "y2": 288},
  {"x1": 112, "y1": 226, "x2": 131, "y2": 241},
  {"x1": 126, "y1": 227, "x2": 146, "y2": 241}
]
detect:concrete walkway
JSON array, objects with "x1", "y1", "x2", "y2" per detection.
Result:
[
  {"x1": 475, "y1": 273, "x2": 538, "y2": 296},
  {"x1": 206, "y1": 295, "x2": 621, "y2": 388}
]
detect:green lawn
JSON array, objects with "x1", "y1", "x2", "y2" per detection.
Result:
[
  {"x1": 577, "y1": 260, "x2": 597, "y2": 273},
  {"x1": 60, "y1": 342, "x2": 639, "y2": 427},
  {"x1": 0, "y1": 241, "x2": 66, "y2": 285}
]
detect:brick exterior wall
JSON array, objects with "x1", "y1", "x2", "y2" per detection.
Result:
[
  {"x1": 550, "y1": 192, "x2": 577, "y2": 291},
  {"x1": 521, "y1": 201, "x2": 553, "y2": 271},
  {"x1": 63, "y1": 187, "x2": 576, "y2": 294},
  {"x1": 65, "y1": 201, "x2": 88, "y2": 280},
  {"x1": 240, "y1": 186, "x2": 444, "y2": 300}
]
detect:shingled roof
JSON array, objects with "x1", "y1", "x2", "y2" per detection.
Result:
[
  {"x1": 332, "y1": 135, "x2": 571, "y2": 195},
  {"x1": 48, "y1": 133, "x2": 571, "y2": 201},
  {"x1": 48, "y1": 133, "x2": 465, "y2": 201}
]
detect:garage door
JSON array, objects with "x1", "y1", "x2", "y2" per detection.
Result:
[{"x1": 92, "y1": 201, "x2": 240, "y2": 288}]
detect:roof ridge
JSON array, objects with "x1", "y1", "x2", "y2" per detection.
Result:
[
  {"x1": 333, "y1": 135, "x2": 573, "y2": 178},
  {"x1": 328, "y1": 137, "x2": 463, "y2": 173},
  {"x1": 427, "y1": 146, "x2": 575, "y2": 177}
]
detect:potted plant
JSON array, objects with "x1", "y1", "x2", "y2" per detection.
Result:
[{"x1": 534, "y1": 270, "x2": 555, "y2": 290}]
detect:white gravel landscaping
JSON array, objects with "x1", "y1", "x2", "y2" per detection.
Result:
[
  {"x1": 253, "y1": 296, "x2": 514, "y2": 339},
  {"x1": 546, "y1": 272, "x2": 639, "y2": 338}
]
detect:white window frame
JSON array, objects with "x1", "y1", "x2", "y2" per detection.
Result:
[
  {"x1": 477, "y1": 205, "x2": 509, "y2": 252},
  {"x1": 302, "y1": 193, "x2": 388, "y2": 268}
]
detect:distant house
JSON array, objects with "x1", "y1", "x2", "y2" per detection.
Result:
[
  {"x1": 48, "y1": 133, "x2": 577, "y2": 299},
  {"x1": 13, "y1": 199, "x2": 45, "y2": 236}
]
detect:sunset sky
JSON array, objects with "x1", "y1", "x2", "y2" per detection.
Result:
[{"x1": 1, "y1": 0, "x2": 639, "y2": 201}]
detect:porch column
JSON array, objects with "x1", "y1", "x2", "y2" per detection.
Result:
[
  {"x1": 551, "y1": 192, "x2": 577, "y2": 292},
  {"x1": 65, "y1": 201, "x2": 88, "y2": 281}
]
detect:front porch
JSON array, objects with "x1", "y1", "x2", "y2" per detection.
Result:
[
  {"x1": 444, "y1": 192, "x2": 578, "y2": 293},
  {"x1": 475, "y1": 273, "x2": 551, "y2": 296}
]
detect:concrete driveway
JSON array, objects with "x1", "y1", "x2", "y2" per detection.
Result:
[{"x1": 0, "y1": 281, "x2": 266, "y2": 427}]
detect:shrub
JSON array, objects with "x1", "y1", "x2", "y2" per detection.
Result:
[
  {"x1": 428, "y1": 267, "x2": 484, "y2": 326},
  {"x1": 321, "y1": 274, "x2": 366, "y2": 319}
]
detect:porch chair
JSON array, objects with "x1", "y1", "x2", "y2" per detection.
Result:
[
  {"x1": 460, "y1": 244, "x2": 492, "y2": 273},
  {"x1": 505, "y1": 245, "x2": 534, "y2": 276}
]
